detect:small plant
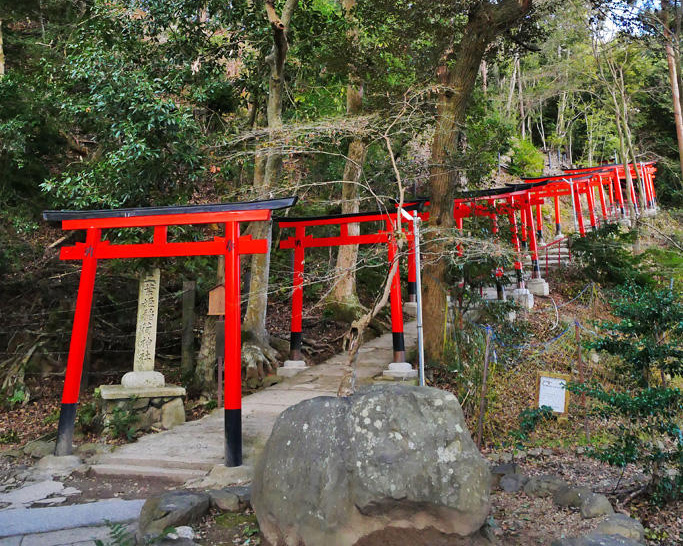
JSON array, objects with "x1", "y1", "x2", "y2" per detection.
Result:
[
  {"x1": 94, "y1": 522, "x2": 135, "y2": 546},
  {"x1": 43, "y1": 410, "x2": 60, "y2": 426},
  {"x1": 78, "y1": 388, "x2": 103, "y2": 434},
  {"x1": 569, "y1": 224, "x2": 648, "y2": 286},
  {"x1": 108, "y1": 398, "x2": 139, "y2": 441},
  {"x1": 0, "y1": 429, "x2": 20, "y2": 444},
  {"x1": 510, "y1": 405, "x2": 556, "y2": 447},
  {"x1": 8, "y1": 386, "x2": 29, "y2": 407}
]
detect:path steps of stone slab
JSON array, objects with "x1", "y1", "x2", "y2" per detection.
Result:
[
  {"x1": 0, "y1": 499, "x2": 143, "y2": 546},
  {"x1": 89, "y1": 320, "x2": 418, "y2": 485}
]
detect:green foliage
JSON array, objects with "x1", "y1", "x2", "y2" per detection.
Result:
[
  {"x1": 7, "y1": 386, "x2": 29, "y2": 407},
  {"x1": 568, "y1": 283, "x2": 683, "y2": 503},
  {"x1": 589, "y1": 283, "x2": 683, "y2": 386},
  {"x1": 108, "y1": 399, "x2": 139, "y2": 441},
  {"x1": 77, "y1": 401, "x2": 103, "y2": 435},
  {"x1": 510, "y1": 405, "x2": 556, "y2": 447},
  {"x1": 94, "y1": 521, "x2": 135, "y2": 546},
  {"x1": 569, "y1": 224, "x2": 649, "y2": 286},
  {"x1": 570, "y1": 382, "x2": 682, "y2": 504},
  {"x1": 507, "y1": 138, "x2": 544, "y2": 178},
  {"x1": 0, "y1": 429, "x2": 20, "y2": 444}
]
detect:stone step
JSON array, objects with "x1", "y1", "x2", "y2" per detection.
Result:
[
  {"x1": 95, "y1": 455, "x2": 216, "y2": 471},
  {"x1": 0, "y1": 499, "x2": 144, "y2": 539},
  {"x1": 89, "y1": 464, "x2": 207, "y2": 483}
]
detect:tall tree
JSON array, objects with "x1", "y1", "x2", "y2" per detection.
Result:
[
  {"x1": 241, "y1": 0, "x2": 298, "y2": 377},
  {"x1": 327, "y1": 0, "x2": 367, "y2": 319},
  {"x1": 421, "y1": 0, "x2": 534, "y2": 362}
]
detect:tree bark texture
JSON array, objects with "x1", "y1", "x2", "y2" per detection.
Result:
[
  {"x1": 422, "y1": 0, "x2": 532, "y2": 363},
  {"x1": 0, "y1": 20, "x2": 5, "y2": 77},
  {"x1": 328, "y1": 0, "x2": 367, "y2": 316},
  {"x1": 242, "y1": 0, "x2": 297, "y2": 348},
  {"x1": 664, "y1": 28, "x2": 683, "y2": 179}
]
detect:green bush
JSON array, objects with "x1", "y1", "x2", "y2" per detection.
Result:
[
  {"x1": 569, "y1": 224, "x2": 649, "y2": 286},
  {"x1": 508, "y1": 138, "x2": 544, "y2": 178},
  {"x1": 568, "y1": 283, "x2": 683, "y2": 504}
]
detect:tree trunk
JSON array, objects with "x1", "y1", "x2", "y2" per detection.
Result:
[
  {"x1": 328, "y1": 0, "x2": 367, "y2": 319},
  {"x1": 0, "y1": 20, "x2": 5, "y2": 77},
  {"x1": 181, "y1": 280, "x2": 196, "y2": 379},
  {"x1": 665, "y1": 37, "x2": 683, "y2": 178},
  {"x1": 506, "y1": 54, "x2": 518, "y2": 114},
  {"x1": 241, "y1": 0, "x2": 297, "y2": 374},
  {"x1": 517, "y1": 56, "x2": 525, "y2": 139},
  {"x1": 194, "y1": 256, "x2": 225, "y2": 398},
  {"x1": 422, "y1": 0, "x2": 532, "y2": 363},
  {"x1": 480, "y1": 59, "x2": 488, "y2": 96}
]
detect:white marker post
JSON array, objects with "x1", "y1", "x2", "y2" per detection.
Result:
[{"x1": 400, "y1": 208, "x2": 425, "y2": 386}]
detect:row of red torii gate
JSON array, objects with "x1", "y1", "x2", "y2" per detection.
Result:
[{"x1": 43, "y1": 160, "x2": 657, "y2": 467}]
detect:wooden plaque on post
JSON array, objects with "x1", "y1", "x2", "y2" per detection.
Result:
[{"x1": 208, "y1": 284, "x2": 225, "y2": 316}]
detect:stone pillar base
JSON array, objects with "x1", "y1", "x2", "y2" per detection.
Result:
[
  {"x1": 527, "y1": 278, "x2": 550, "y2": 297},
  {"x1": 403, "y1": 302, "x2": 418, "y2": 316},
  {"x1": 98, "y1": 384, "x2": 186, "y2": 432},
  {"x1": 382, "y1": 362, "x2": 418, "y2": 380},
  {"x1": 512, "y1": 288, "x2": 534, "y2": 309},
  {"x1": 277, "y1": 360, "x2": 307, "y2": 377},
  {"x1": 121, "y1": 370, "x2": 165, "y2": 388}
]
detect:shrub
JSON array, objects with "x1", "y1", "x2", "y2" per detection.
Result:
[
  {"x1": 508, "y1": 138, "x2": 544, "y2": 178},
  {"x1": 568, "y1": 283, "x2": 683, "y2": 503}
]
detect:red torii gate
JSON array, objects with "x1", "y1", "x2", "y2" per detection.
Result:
[
  {"x1": 565, "y1": 161, "x2": 657, "y2": 215},
  {"x1": 278, "y1": 207, "x2": 419, "y2": 366},
  {"x1": 44, "y1": 198, "x2": 296, "y2": 467}
]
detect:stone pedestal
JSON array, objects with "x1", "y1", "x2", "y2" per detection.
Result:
[
  {"x1": 382, "y1": 362, "x2": 418, "y2": 380},
  {"x1": 512, "y1": 288, "x2": 534, "y2": 309},
  {"x1": 403, "y1": 302, "x2": 418, "y2": 317},
  {"x1": 527, "y1": 278, "x2": 550, "y2": 297},
  {"x1": 277, "y1": 360, "x2": 307, "y2": 377},
  {"x1": 99, "y1": 385, "x2": 187, "y2": 432},
  {"x1": 121, "y1": 370, "x2": 165, "y2": 388}
]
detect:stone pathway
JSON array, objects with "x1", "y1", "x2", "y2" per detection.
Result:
[
  {"x1": 0, "y1": 321, "x2": 417, "y2": 544},
  {"x1": 90, "y1": 320, "x2": 418, "y2": 485},
  {"x1": 0, "y1": 499, "x2": 143, "y2": 546}
]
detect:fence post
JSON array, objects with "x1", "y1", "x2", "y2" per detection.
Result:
[
  {"x1": 476, "y1": 326, "x2": 493, "y2": 449},
  {"x1": 575, "y1": 321, "x2": 591, "y2": 443}
]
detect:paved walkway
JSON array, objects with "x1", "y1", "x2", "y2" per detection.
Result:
[{"x1": 90, "y1": 320, "x2": 418, "y2": 484}]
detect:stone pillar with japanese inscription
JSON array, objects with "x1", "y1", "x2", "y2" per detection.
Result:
[
  {"x1": 122, "y1": 268, "x2": 165, "y2": 388},
  {"x1": 99, "y1": 267, "x2": 186, "y2": 432}
]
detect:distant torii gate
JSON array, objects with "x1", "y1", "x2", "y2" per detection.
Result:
[
  {"x1": 278, "y1": 207, "x2": 419, "y2": 366},
  {"x1": 44, "y1": 198, "x2": 297, "y2": 467}
]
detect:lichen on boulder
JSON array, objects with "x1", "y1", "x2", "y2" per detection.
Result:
[{"x1": 252, "y1": 384, "x2": 492, "y2": 546}]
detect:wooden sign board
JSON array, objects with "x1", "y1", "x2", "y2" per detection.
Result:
[
  {"x1": 536, "y1": 372, "x2": 570, "y2": 414},
  {"x1": 208, "y1": 284, "x2": 225, "y2": 316}
]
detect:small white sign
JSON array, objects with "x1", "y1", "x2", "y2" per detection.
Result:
[{"x1": 537, "y1": 375, "x2": 568, "y2": 413}]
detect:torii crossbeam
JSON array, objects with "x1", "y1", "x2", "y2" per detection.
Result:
[{"x1": 44, "y1": 198, "x2": 297, "y2": 467}]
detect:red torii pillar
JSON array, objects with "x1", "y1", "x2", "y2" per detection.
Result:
[
  {"x1": 584, "y1": 179, "x2": 598, "y2": 231},
  {"x1": 506, "y1": 197, "x2": 525, "y2": 289},
  {"x1": 44, "y1": 198, "x2": 296, "y2": 466},
  {"x1": 612, "y1": 167, "x2": 626, "y2": 217}
]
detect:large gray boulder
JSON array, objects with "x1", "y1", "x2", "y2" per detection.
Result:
[{"x1": 252, "y1": 384, "x2": 491, "y2": 546}]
